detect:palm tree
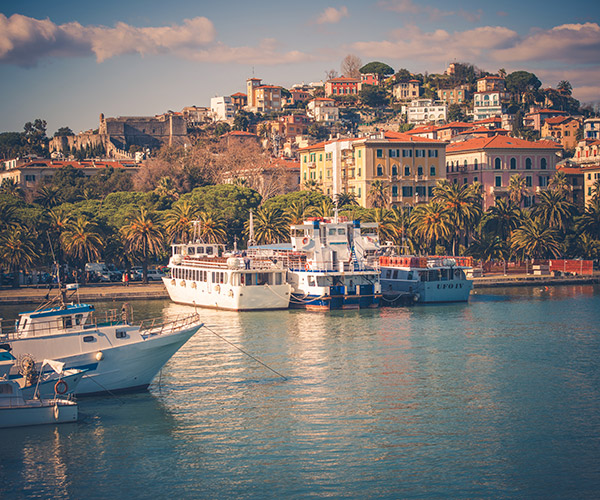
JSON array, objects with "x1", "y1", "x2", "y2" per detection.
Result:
[
  {"x1": 534, "y1": 189, "x2": 575, "y2": 231},
  {"x1": 34, "y1": 185, "x2": 64, "y2": 209},
  {"x1": 47, "y1": 207, "x2": 73, "y2": 267},
  {"x1": 303, "y1": 180, "x2": 321, "y2": 192},
  {"x1": 511, "y1": 216, "x2": 562, "y2": 259},
  {"x1": 591, "y1": 179, "x2": 600, "y2": 201},
  {"x1": 0, "y1": 202, "x2": 20, "y2": 231},
  {"x1": 61, "y1": 217, "x2": 104, "y2": 269},
  {"x1": 364, "y1": 208, "x2": 398, "y2": 245},
  {"x1": 335, "y1": 192, "x2": 359, "y2": 210},
  {"x1": 368, "y1": 180, "x2": 388, "y2": 208},
  {"x1": 409, "y1": 201, "x2": 452, "y2": 254},
  {"x1": 313, "y1": 198, "x2": 333, "y2": 218},
  {"x1": 548, "y1": 171, "x2": 570, "y2": 197},
  {"x1": 285, "y1": 201, "x2": 314, "y2": 225},
  {"x1": 433, "y1": 180, "x2": 482, "y2": 255},
  {"x1": 120, "y1": 208, "x2": 165, "y2": 283},
  {"x1": 0, "y1": 226, "x2": 38, "y2": 287},
  {"x1": 576, "y1": 197, "x2": 600, "y2": 240},
  {"x1": 164, "y1": 201, "x2": 198, "y2": 243},
  {"x1": 508, "y1": 174, "x2": 528, "y2": 207},
  {"x1": 154, "y1": 176, "x2": 180, "y2": 201},
  {"x1": 245, "y1": 206, "x2": 289, "y2": 244},
  {"x1": 0, "y1": 178, "x2": 25, "y2": 199},
  {"x1": 482, "y1": 198, "x2": 523, "y2": 242},
  {"x1": 466, "y1": 233, "x2": 509, "y2": 263},
  {"x1": 573, "y1": 233, "x2": 600, "y2": 260},
  {"x1": 197, "y1": 210, "x2": 228, "y2": 244}
]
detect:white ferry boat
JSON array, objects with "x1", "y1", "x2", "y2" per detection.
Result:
[
  {"x1": 0, "y1": 299, "x2": 202, "y2": 396},
  {"x1": 163, "y1": 239, "x2": 292, "y2": 311},
  {"x1": 251, "y1": 217, "x2": 381, "y2": 310},
  {"x1": 379, "y1": 255, "x2": 473, "y2": 303}
]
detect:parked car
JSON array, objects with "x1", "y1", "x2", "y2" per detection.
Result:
[{"x1": 146, "y1": 269, "x2": 166, "y2": 281}]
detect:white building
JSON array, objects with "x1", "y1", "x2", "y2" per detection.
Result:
[
  {"x1": 210, "y1": 96, "x2": 235, "y2": 122},
  {"x1": 584, "y1": 118, "x2": 600, "y2": 140},
  {"x1": 307, "y1": 98, "x2": 339, "y2": 124},
  {"x1": 473, "y1": 91, "x2": 510, "y2": 121},
  {"x1": 402, "y1": 99, "x2": 447, "y2": 125}
]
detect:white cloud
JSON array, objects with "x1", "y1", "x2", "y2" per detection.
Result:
[
  {"x1": 0, "y1": 13, "x2": 313, "y2": 66},
  {"x1": 492, "y1": 22, "x2": 600, "y2": 64},
  {"x1": 316, "y1": 6, "x2": 349, "y2": 25}
]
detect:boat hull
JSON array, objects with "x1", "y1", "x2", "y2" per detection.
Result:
[
  {"x1": 381, "y1": 269, "x2": 473, "y2": 303},
  {"x1": 0, "y1": 400, "x2": 77, "y2": 428},
  {"x1": 7, "y1": 323, "x2": 201, "y2": 396},
  {"x1": 163, "y1": 277, "x2": 291, "y2": 311}
]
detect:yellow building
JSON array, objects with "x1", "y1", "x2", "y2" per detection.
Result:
[{"x1": 299, "y1": 131, "x2": 446, "y2": 208}]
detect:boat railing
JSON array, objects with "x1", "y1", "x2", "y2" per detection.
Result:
[{"x1": 139, "y1": 313, "x2": 202, "y2": 336}]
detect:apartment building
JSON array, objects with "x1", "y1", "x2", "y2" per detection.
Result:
[
  {"x1": 307, "y1": 98, "x2": 339, "y2": 124},
  {"x1": 299, "y1": 131, "x2": 446, "y2": 208},
  {"x1": 402, "y1": 99, "x2": 447, "y2": 125},
  {"x1": 211, "y1": 96, "x2": 236, "y2": 122},
  {"x1": 393, "y1": 80, "x2": 420, "y2": 100},
  {"x1": 541, "y1": 116, "x2": 581, "y2": 150}
]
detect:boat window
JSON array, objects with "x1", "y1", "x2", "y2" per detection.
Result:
[
  {"x1": 329, "y1": 228, "x2": 336, "y2": 236},
  {"x1": 257, "y1": 273, "x2": 269, "y2": 285},
  {"x1": 0, "y1": 383, "x2": 14, "y2": 394},
  {"x1": 116, "y1": 330, "x2": 127, "y2": 339},
  {"x1": 83, "y1": 336, "x2": 95, "y2": 342},
  {"x1": 407, "y1": 272, "x2": 413, "y2": 280},
  {"x1": 197, "y1": 246, "x2": 204, "y2": 254},
  {"x1": 206, "y1": 247, "x2": 213, "y2": 255},
  {"x1": 393, "y1": 270, "x2": 398, "y2": 279},
  {"x1": 244, "y1": 273, "x2": 253, "y2": 286},
  {"x1": 308, "y1": 276, "x2": 316, "y2": 286},
  {"x1": 188, "y1": 247, "x2": 196, "y2": 255},
  {"x1": 275, "y1": 273, "x2": 282, "y2": 285},
  {"x1": 75, "y1": 314, "x2": 83, "y2": 326},
  {"x1": 222, "y1": 273, "x2": 228, "y2": 285},
  {"x1": 63, "y1": 316, "x2": 73, "y2": 329},
  {"x1": 338, "y1": 229, "x2": 345, "y2": 235}
]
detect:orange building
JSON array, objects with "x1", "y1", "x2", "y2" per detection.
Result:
[{"x1": 541, "y1": 116, "x2": 581, "y2": 150}]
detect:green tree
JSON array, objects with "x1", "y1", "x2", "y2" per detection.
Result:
[
  {"x1": 534, "y1": 189, "x2": 575, "y2": 231},
  {"x1": 410, "y1": 201, "x2": 452, "y2": 254},
  {"x1": 197, "y1": 210, "x2": 228, "y2": 244},
  {"x1": 34, "y1": 185, "x2": 65, "y2": 209},
  {"x1": 0, "y1": 226, "x2": 39, "y2": 287},
  {"x1": 394, "y1": 68, "x2": 412, "y2": 82},
  {"x1": 335, "y1": 192, "x2": 359, "y2": 210},
  {"x1": 508, "y1": 174, "x2": 528, "y2": 207},
  {"x1": 121, "y1": 207, "x2": 165, "y2": 283},
  {"x1": 359, "y1": 85, "x2": 388, "y2": 108},
  {"x1": 506, "y1": 71, "x2": 542, "y2": 103},
  {"x1": 466, "y1": 233, "x2": 509, "y2": 262},
  {"x1": 53, "y1": 127, "x2": 74, "y2": 137},
  {"x1": 61, "y1": 216, "x2": 104, "y2": 269},
  {"x1": 0, "y1": 178, "x2": 25, "y2": 199},
  {"x1": 214, "y1": 122, "x2": 231, "y2": 136},
  {"x1": 481, "y1": 198, "x2": 523, "y2": 242},
  {"x1": 511, "y1": 216, "x2": 562, "y2": 259},
  {"x1": 164, "y1": 200, "x2": 199, "y2": 243},
  {"x1": 557, "y1": 80, "x2": 573, "y2": 96},
  {"x1": 576, "y1": 198, "x2": 600, "y2": 240},
  {"x1": 433, "y1": 180, "x2": 482, "y2": 255},
  {"x1": 245, "y1": 206, "x2": 289, "y2": 244},
  {"x1": 368, "y1": 180, "x2": 389, "y2": 208},
  {"x1": 22, "y1": 118, "x2": 48, "y2": 157},
  {"x1": 364, "y1": 207, "x2": 398, "y2": 244},
  {"x1": 285, "y1": 200, "x2": 314, "y2": 224},
  {"x1": 447, "y1": 104, "x2": 464, "y2": 122},
  {"x1": 359, "y1": 61, "x2": 394, "y2": 77}
]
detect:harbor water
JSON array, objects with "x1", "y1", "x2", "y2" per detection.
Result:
[{"x1": 1, "y1": 285, "x2": 600, "y2": 499}]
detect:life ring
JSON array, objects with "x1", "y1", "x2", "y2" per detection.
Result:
[
  {"x1": 54, "y1": 380, "x2": 68, "y2": 395},
  {"x1": 305, "y1": 263, "x2": 310, "y2": 271},
  {"x1": 302, "y1": 237, "x2": 309, "y2": 245}
]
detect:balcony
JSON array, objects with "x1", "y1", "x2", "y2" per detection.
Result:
[
  {"x1": 307, "y1": 162, "x2": 316, "y2": 169},
  {"x1": 491, "y1": 186, "x2": 509, "y2": 195},
  {"x1": 341, "y1": 158, "x2": 355, "y2": 167}
]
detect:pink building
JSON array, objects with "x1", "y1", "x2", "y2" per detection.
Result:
[
  {"x1": 446, "y1": 135, "x2": 561, "y2": 209},
  {"x1": 325, "y1": 77, "x2": 361, "y2": 97}
]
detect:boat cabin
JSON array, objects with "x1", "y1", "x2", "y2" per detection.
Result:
[{"x1": 14, "y1": 304, "x2": 94, "y2": 338}]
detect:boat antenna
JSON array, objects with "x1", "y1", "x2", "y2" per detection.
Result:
[
  {"x1": 248, "y1": 209, "x2": 255, "y2": 247},
  {"x1": 46, "y1": 232, "x2": 67, "y2": 308}
]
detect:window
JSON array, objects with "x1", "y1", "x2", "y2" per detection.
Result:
[
  {"x1": 428, "y1": 149, "x2": 438, "y2": 158},
  {"x1": 358, "y1": 150, "x2": 362, "y2": 158},
  {"x1": 525, "y1": 176, "x2": 532, "y2": 187},
  {"x1": 416, "y1": 186, "x2": 426, "y2": 197},
  {"x1": 319, "y1": 154, "x2": 322, "y2": 161},
  {"x1": 389, "y1": 149, "x2": 397, "y2": 158},
  {"x1": 25, "y1": 175, "x2": 35, "y2": 182},
  {"x1": 402, "y1": 186, "x2": 413, "y2": 197},
  {"x1": 464, "y1": 178, "x2": 468, "y2": 184},
  {"x1": 495, "y1": 158, "x2": 502, "y2": 169},
  {"x1": 376, "y1": 164, "x2": 383, "y2": 176},
  {"x1": 376, "y1": 149, "x2": 383, "y2": 158},
  {"x1": 541, "y1": 158, "x2": 547, "y2": 170},
  {"x1": 391, "y1": 165, "x2": 398, "y2": 176},
  {"x1": 474, "y1": 176, "x2": 478, "y2": 182},
  {"x1": 392, "y1": 185, "x2": 398, "y2": 197},
  {"x1": 464, "y1": 159, "x2": 468, "y2": 170},
  {"x1": 495, "y1": 176, "x2": 502, "y2": 187},
  {"x1": 428, "y1": 186, "x2": 434, "y2": 197},
  {"x1": 62, "y1": 317, "x2": 72, "y2": 329},
  {"x1": 525, "y1": 158, "x2": 532, "y2": 170},
  {"x1": 404, "y1": 166, "x2": 410, "y2": 176},
  {"x1": 417, "y1": 166, "x2": 423, "y2": 176},
  {"x1": 510, "y1": 158, "x2": 516, "y2": 170},
  {"x1": 403, "y1": 149, "x2": 412, "y2": 158},
  {"x1": 430, "y1": 166, "x2": 436, "y2": 176},
  {"x1": 474, "y1": 158, "x2": 478, "y2": 170},
  {"x1": 539, "y1": 176, "x2": 549, "y2": 187}
]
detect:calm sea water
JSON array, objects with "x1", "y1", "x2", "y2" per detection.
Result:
[{"x1": 1, "y1": 286, "x2": 600, "y2": 499}]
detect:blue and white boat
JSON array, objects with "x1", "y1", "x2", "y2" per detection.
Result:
[
  {"x1": 251, "y1": 217, "x2": 381, "y2": 310},
  {"x1": 0, "y1": 300, "x2": 203, "y2": 396}
]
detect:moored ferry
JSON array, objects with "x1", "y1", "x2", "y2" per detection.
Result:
[
  {"x1": 164, "y1": 239, "x2": 292, "y2": 311},
  {"x1": 379, "y1": 255, "x2": 473, "y2": 303},
  {"x1": 251, "y1": 217, "x2": 381, "y2": 310}
]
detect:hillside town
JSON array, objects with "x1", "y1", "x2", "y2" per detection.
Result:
[{"x1": 0, "y1": 59, "x2": 599, "y2": 286}]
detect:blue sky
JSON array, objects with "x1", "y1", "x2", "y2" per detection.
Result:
[{"x1": 1, "y1": 0, "x2": 599, "y2": 135}]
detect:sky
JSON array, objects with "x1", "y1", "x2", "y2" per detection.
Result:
[{"x1": 1, "y1": 0, "x2": 599, "y2": 135}]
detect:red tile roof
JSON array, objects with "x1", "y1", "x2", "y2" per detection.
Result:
[
  {"x1": 447, "y1": 135, "x2": 562, "y2": 153},
  {"x1": 544, "y1": 116, "x2": 578, "y2": 125},
  {"x1": 328, "y1": 77, "x2": 361, "y2": 83},
  {"x1": 231, "y1": 92, "x2": 247, "y2": 97},
  {"x1": 383, "y1": 131, "x2": 443, "y2": 143}
]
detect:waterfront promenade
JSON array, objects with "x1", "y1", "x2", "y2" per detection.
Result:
[{"x1": 0, "y1": 273, "x2": 598, "y2": 305}]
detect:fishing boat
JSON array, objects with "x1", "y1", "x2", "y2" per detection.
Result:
[
  {"x1": 0, "y1": 294, "x2": 203, "y2": 396},
  {"x1": 379, "y1": 255, "x2": 473, "y2": 303},
  {"x1": 163, "y1": 224, "x2": 292, "y2": 311},
  {"x1": 251, "y1": 217, "x2": 381, "y2": 310},
  {"x1": 0, "y1": 378, "x2": 78, "y2": 428}
]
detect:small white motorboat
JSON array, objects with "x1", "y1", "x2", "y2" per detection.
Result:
[{"x1": 0, "y1": 378, "x2": 78, "y2": 428}]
